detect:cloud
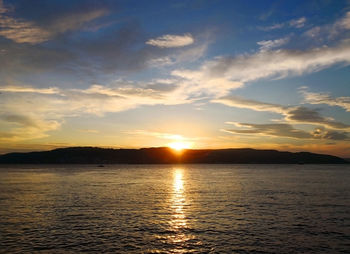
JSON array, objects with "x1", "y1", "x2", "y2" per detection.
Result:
[
  {"x1": 304, "y1": 11, "x2": 350, "y2": 40},
  {"x1": 257, "y1": 23, "x2": 284, "y2": 31},
  {"x1": 224, "y1": 122, "x2": 349, "y2": 141},
  {"x1": 224, "y1": 123, "x2": 314, "y2": 139},
  {"x1": 0, "y1": 23, "x2": 207, "y2": 85},
  {"x1": 166, "y1": 23, "x2": 349, "y2": 102},
  {"x1": 257, "y1": 37, "x2": 289, "y2": 52},
  {"x1": 0, "y1": 86, "x2": 60, "y2": 94},
  {"x1": 79, "y1": 129, "x2": 99, "y2": 134},
  {"x1": 171, "y1": 69, "x2": 243, "y2": 97},
  {"x1": 2, "y1": 114, "x2": 39, "y2": 127},
  {"x1": 304, "y1": 26, "x2": 321, "y2": 38},
  {"x1": 124, "y1": 129, "x2": 208, "y2": 147},
  {"x1": 0, "y1": 81, "x2": 194, "y2": 141},
  {"x1": 147, "y1": 42, "x2": 208, "y2": 67},
  {"x1": 0, "y1": 39, "x2": 75, "y2": 75},
  {"x1": 62, "y1": 83, "x2": 191, "y2": 116},
  {"x1": 146, "y1": 33, "x2": 194, "y2": 48},
  {"x1": 311, "y1": 127, "x2": 350, "y2": 141},
  {"x1": 48, "y1": 8, "x2": 108, "y2": 35},
  {"x1": 125, "y1": 130, "x2": 186, "y2": 141},
  {"x1": 172, "y1": 41, "x2": 350, "y2": 98},
  {"x1": 205, "y1": 42, "x2": 350, "y2": 82},
  {"x1": 285, "y1": 107, "x2": 350, "y2": 129},
  {"x1": 257, "y1": 16, "x2": 306, "y2": 31},
  {"x1": 0, "y1": 113, "x2": 60, "y2": 142},
  {"x1": 213, "y1": 96, "x2": 350, "y2": 130},
  {"x1": 212, "y1": 96, "x2": 286, "y2": 113},
  {"x1": 338, "y1": 11, "x2": 350, "y2": 30},
  {"x1": 289, "y1": 17, "x2": 306, "y2": 28},
  {"x1": 300, "y1": 88, "x2": 350, "y2": 111},
  {"x1": 0, "y1": 4, "x2": 50, "y2": 43},
  {"x1": 0, "y1": 1, "x2": 208, "y2": 88},
  {"x1": 0, "y1": 0, "x2": 108, "y2": 44}
]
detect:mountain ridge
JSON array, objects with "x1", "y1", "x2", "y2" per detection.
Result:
[{"x1": 0, "y1": 147, "x2": 347, "y2": 164}]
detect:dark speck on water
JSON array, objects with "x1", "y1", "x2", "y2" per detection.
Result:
[{"x1": 0, "y1": 164, "x2": 349, "y2": 253}]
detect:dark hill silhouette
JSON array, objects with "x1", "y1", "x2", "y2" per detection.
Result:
[{"x1": 0, "y1": 147, "x2": 347, "y2": 164}]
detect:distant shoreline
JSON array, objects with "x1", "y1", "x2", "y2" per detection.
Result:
[{"x1": 0, "y1": 147, "x2": 348, "y2": 164}]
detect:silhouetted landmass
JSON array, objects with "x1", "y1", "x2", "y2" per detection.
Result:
[{"x1": 0, "y1": 147, "x2": 347, "y2": 164}]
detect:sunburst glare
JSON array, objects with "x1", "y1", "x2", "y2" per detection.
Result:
[{"x1": 168, "y1": 141, "x2": 192, "y2": 151}]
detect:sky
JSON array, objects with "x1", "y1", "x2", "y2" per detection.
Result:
[{"x1": 0, "y1": 0, "x2": 350, "y2": 157}]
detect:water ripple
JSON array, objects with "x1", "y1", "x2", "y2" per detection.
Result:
[{"x1": 0, "y1": 164, "x2": 349, "y2": 253}]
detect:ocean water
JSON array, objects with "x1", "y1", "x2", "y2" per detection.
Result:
[{"x1": 0, "y1": 164, "x2": 349, "y2": 253}]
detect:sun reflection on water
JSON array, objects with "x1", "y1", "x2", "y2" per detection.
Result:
[
  {"x1": 168, "y1": 168, "x2": 192, "y2": 250},
  {"x1": 174, "y1": 168, "x2": 184, "y2": 193}
]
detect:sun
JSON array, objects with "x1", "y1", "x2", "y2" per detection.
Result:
[{"x1": 168, "y1": 141, "x2": 191, "y2": 151}]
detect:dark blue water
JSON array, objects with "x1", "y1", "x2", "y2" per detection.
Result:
[{"x1": 0, "y1": 164, "x2": 349, "y2": 253}]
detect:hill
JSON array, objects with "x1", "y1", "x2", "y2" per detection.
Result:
[{"x1": 0, "y1": 147, "x2": 347, "y2": 164}]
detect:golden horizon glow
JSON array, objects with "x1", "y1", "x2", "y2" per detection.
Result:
[{"x1": 168, "y1": 141, "x2": 192, "y2": 151}]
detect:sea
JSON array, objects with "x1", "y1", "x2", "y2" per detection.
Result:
[{"x1": 0, "y1": 164, "x2": 349, "y2": 253}]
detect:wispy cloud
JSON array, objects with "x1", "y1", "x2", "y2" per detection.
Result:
[
  {"x1": 0, "y1": 0, "x2": 50, "y2": 44},
  {"x1": 224, "y1": 122, "x2": 349, "y2": 141},
  {"x1": 147, "y1": 42, "x2": 208, "y2": 67},
  {"x1": 285, "y1": 107, "x2": 349, "y2": 130},
  {"x1": 311, "y1": 127, "x2": 350, "y2": 141},
  {"x1": 0, "y1": 22, "x2": 206, "y2": 83},
  {"x1": 339, "y1": 11, "x2": 350, "y2": 29},
  {"x1": 212, "y1": 96, "x2": 286, "y2": 113},
  {"x1": 258, "y1": 16, "x2": 306, "y2": 31},
  {"x1": 146, "y1": 33, "x2": 194, "y2": 48},
  {"x1": 257, "y1": 37, "x2": 289, "y2": 52},
  {"x1": 0, "y1": 81, "x2": 193, "y2": 141},
  {"x1": 0, "y1": 0, "x2": 108, "y2": 44},
  {"x1": 0, "y1": 86, "x2": 60, "y2": 94},
  {"x1": 172, "y1": 41, "x2": 350, "y2": 98},
  {"x1": 49, "y1": 9, "x2": 108, "y2": 34},
  {"x1": 304, "y1": 26, "x2": 321, "y2": 38},
  {"x1": 125, "y1": 130, "x2": 187, "y2": 141},
  {"x1": 257, "y1": 23, "x2": 284, "y2": 31},
  {"x1": 300, "y1": 88, "x2": 350, "y2": 111},
  {"x1": 124, "y1": 129, "x2": 209, "y2": 148},
  {"x1": 289, "y1": 17, "x2": 306, "y2": 28},
  {"x1": 224, "y1": 122, "x2": 315, "y2": 140},
  {"x1": 304, "y1": 11, "x2": 350, "y2": 40},
  {"x1": 0, "y1": 113, "x2": 60, "y2": 142},
  {"x1": 79, "y1": 129, "x2": 99, "y2": 134},
  {"x1": 214, "y1": 96, "x2": 350, "y2": 130}
]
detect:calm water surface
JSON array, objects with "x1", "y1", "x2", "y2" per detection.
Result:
[{"x1": 0, "y1": 164, "x2": 349, "y2": 253}]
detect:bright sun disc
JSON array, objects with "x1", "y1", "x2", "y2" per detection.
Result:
[{"x1": 168, "y1": 142, "x2": 191, "y2": 151}]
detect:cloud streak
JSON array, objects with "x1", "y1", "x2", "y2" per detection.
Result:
[
  {"x1": 214, "y1": 96, "x2": 350, "y2": 130},
  {"x1": 224, "y1": 123, "x2": 314, "y2": 140},
  {"x1": 289, "y1": 17, "x2": 306, "y2": 28},
  {"x1": 304, "y1": 11, "x2": 350, "y2": 40},
  {"x1": 301, "y1": 88, "x2": 350, "y2": 112},
  {"x1": 0, "y1": 113, "x2": 60, "y2": 142},
  {"x1": 146, "y1": 33, "x2": 194, "y2": 48},
  {"x1": 171, "y1": 41, "x2": 350, "y2": 98},
  {"x1": 0, "y1": 0, "x2": 108, "y2": 44},
  {"x1": 258, "y1": 16, "x2": 306, "y2": 31},
  {"x1": 0, "y1": 86, "x2": 60, "y2": 94},
  {"x1": 0, "y1": 81, "x2": 193, "y2": 141},
  {"x1": 212, "y1": 96, "x2": 286, "y2": 113},
  {"x1": 224, "y1": 122, "x2": 349, "y2": 141},
  {"x1": 257, "y1": 37, "x2": 289, "y2": 52}
]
